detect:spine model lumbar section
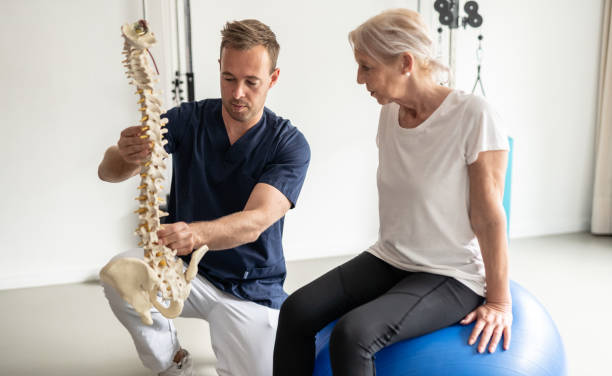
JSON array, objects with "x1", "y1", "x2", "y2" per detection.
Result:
[{"x1": 100, "y1": 20, "x2": 207, "y2": 325}]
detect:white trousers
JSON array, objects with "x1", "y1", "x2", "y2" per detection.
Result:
[{"x1": 101, "y1": 248, "x2": 279, "y2": 375}]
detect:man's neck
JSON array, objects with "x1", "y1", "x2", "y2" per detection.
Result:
[{"x1": 221, "y1": 106, "x2": 264, "y2": 145}]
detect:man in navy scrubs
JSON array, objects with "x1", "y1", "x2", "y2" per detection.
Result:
[{"x1": 98, "y1": 19, "x2": 310, "y2": 376}]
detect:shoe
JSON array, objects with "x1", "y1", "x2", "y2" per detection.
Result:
[{"x1": 158, "y1": 349, "x2": 194, "y2": 376}]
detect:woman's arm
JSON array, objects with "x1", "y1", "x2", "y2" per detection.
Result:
[{"x1": 461, "y1": 149, "x2": 513, "y2": 353}]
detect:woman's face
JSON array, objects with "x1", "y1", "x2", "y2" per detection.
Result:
[{"x1": 354, "y1": 50, "x2": 406, "y2": 105}]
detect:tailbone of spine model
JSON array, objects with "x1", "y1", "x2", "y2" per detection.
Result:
[{"x1": 100, "y1": 20, "x2": 207, "y2": 325}]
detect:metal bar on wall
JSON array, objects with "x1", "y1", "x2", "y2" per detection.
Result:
[
  {"x1": 183, "y1": 0, "x2": 195, "y2": 102},
  {"x1": 174, "y1": 0, "x2": 182, "y2": 73},
  {"x1": 448, "y1": 28, "x2": 456, "y2": 88},
  {"x1": 141, "y1": 0, "x2": 147, "y2": 20}
]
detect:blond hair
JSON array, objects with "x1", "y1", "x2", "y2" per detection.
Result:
[
  {"x1": 220, "y1": 19, "x2": 280, "y2": 73},
  {"x1": 349, "y1": 9, "x2": 448, "y2": 77}
]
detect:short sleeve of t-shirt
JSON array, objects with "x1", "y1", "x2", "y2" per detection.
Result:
[
  {"x1": 258, "y1": 128, "x2": 310, "y2": 208},
  {"x1": 463, "y1": 96, "x2": 509, "y2": 164}
]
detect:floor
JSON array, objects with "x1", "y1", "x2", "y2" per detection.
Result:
[{"x1": 1, "y1": 232, "x2": 610, "y2": 376}]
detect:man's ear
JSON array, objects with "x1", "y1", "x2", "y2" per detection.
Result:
[{"x1": 269, "y1": 68, "x2": 280, "y2": 88}]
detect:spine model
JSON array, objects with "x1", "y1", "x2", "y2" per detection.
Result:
[
  {"x1": 100, "y1": 20, "x2": 207, "y2": 326},
  {"x1": 124, "y1": 21, "x2": 170, "y2": 266}
]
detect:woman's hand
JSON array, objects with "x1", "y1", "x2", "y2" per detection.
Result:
[{"x1": 460, "y1": 302, "x2": 512, "y2": 353}]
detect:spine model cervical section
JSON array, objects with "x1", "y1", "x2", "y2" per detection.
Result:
[{"x1": 100, "y1": 20, "x2": 207, "y2": 326}]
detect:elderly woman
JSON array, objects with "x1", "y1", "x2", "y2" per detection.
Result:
[{"x1": 273, "y1": 8, "x2": 511, "y2": 376}]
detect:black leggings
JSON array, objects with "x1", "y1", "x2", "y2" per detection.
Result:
[{"x1": 273, "y1": 252, "x2": 483, "y2": 376}]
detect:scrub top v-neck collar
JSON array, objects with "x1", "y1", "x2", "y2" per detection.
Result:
[{"x1": 211, "y1": 107, "x2": 267, "y2": 164}]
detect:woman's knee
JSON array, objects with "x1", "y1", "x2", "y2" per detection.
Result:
[
  {"x1": 278, "y1": 290, "x2": 319, "y2": 335},
  {"x1": 329, "y1": 314, "x2": 375, "y2": 358},
  {"x1": 330, "y1": 316, "x2": 356, "y2": 349}
]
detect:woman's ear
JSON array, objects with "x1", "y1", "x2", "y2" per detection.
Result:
[{"x1": 401, "y1": 52, "x2": 414, "y2": 76}]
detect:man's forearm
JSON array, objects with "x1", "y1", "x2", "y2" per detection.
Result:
[
  {"x1": 98, "y1": 146, "x2": 140, "y2": 183},
  {"x1": 189, "y1": 209, "x2": 269, "y2": 251}
]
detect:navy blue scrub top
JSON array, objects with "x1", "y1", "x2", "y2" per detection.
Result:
[{"x1": 161, "y1": 99, "x2": 310, "y2": 309}]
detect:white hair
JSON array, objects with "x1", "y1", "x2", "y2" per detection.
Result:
[{"x1": 349, "y1": 9, "x2": 448, "y2": 78}]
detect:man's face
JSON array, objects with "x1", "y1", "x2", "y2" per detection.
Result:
[{"x1": 219, "y1": 45, "x2": 279, "y2": 126}]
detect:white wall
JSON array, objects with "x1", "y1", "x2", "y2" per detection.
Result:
[
  {"x1": 0, "y1": 0, "x2": 172, "y2": 289},
  {"x1": 450, "y1": 0, "x2": 603, "y2": 238},
  {"x1": 0, "y1": 0, "x2": 604, "y2": 289}
]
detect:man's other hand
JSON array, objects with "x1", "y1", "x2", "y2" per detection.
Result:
[{"x1": 157, "y1": 222, "x2": 196, "y2": 255}]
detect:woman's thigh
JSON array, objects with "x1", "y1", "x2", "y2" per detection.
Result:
[
  {"x1": 280, "y1": 252, "x2": 406, "y2": 334},
  {"x1": 332, "y1": 273, "x2": 484, "y2": 354}
]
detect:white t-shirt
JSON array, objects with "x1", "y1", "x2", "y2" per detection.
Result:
[{"x1": 367, "y1": 90, "x2": 509, "y2": 296}]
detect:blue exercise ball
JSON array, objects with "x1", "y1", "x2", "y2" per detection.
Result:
[{"x1": 313, "y1": 281, "x2": 566, "y2": 376}]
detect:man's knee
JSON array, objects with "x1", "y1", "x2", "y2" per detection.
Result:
[
  {"x1": 99, "y1": 248, "x2": 147, "y2": 315},
  {"x1": 100, "y1": 277, "x2": 132, "y2": 315}
]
